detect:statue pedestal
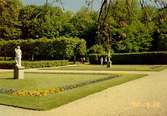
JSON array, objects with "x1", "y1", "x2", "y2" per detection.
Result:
[
  {"x1": 14, "y1": 65, "x2": 24, "y2": 80},
  {"x1": 107, "y1": 60, "x2": 112, "y2": 68}
]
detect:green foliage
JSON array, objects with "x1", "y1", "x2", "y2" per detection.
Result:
[
  {"x1": 88, "y1": 54, "x2": 101, "y2": 64},
  {"x1": 0, "y1": 0, "x2": 167, "y2": 53},
  {"x1": 88, "y1": 44, "x2": 106, "y2": 54},
  {"x1": 156, "y1": 21, "x2": 167, "y2": 50},
  {"x1": 89, "y1": 51, "x2": 167, "y2": 64},
  {"x1": 122, "y1": 22, "x2": 152, "y2": 52},
  {"x1": 0, "y1": 61, "x2": 14, "y2": 69},
  {"x1": 0, "y1": 37, "x2": 86, "y2": 60},
  {"x1": 110, "y1": 0, "x2": 140, "y2": 24},
  {"x1": 0, "y1": 0, "x2": 22, "y2": 40},
  {"x1": 0, "y1": 60, "x2": 69, "y2": 69},
  {"x1": 108, "y1": 1, "x2": 153, "y2": 53},
  {"x1": 70, "y1": 8, "x2": 97, "y2": 47},
  {"x1": 22, "y1": 60, "x2": 69, "y2": 68},
  {"x1": 19, "y1": 5, "x2": 68, "y2": 39},
  {"x1": 112, "y1": 21, "x2": 153, "y2": 52},
  {"x1": 157, "y1": 34, "x2": 167, "y2": 50}
]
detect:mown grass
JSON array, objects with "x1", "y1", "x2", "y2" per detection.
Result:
[
  {"x1": 0, "y1": 72, "x2": 146, "y2": 110},
  {"x1": 0, "y1": 72, "x2": 110, "y2": 89},
  {"x1": 41, "y1": 64, "x2": 167, "y2": 71}
]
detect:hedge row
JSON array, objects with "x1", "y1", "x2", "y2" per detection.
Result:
[
  {"x1": 0, "y1": 57, "x2": 12, "y2": 61},
  {"x1": 0, "y1": 60, "x2": 69, "y2": 69},
  {"x1": 89, "y1": 52, "x2": 167, "y2": 64},
  {"x1": 0, "y1": 37, "x2": 86, "y2": 60}
]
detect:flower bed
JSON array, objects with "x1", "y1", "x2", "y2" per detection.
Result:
[{"x1": 0, "y1": 75, "x2": 119, "y2": 97}]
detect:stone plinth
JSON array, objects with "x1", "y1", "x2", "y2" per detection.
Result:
[
  {"x1": 14, "y1": 65, "x2": 24, "y2": 80},
  {"x1": 107, "y1": 60, "x2": 112, "y2": 68}
]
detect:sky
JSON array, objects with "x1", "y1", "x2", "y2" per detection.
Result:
[{"x1": 22, "y1": 0, "x2": 101, "y2": 12}]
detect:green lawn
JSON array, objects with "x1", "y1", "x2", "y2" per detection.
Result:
[
  {"x1": 41, "y1": 64, "x2": 167, "y2": 71},
  {"x1": 0, "y1": 72, "x2": 146, "y2": 110},
  {"x1": 0, "y1": 72, "x2": 111, "y2": 89}
]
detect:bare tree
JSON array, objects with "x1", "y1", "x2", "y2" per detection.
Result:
[{"x1": 85, "y1": 0, "x2": 94, "y2": 10}]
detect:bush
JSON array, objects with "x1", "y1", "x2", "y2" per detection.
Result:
[
  {"x1": 89, "y1": 51, "x2": 167, "y2": 64},
  {"x1": 0, "y1": 37, "x2": 86, "y2": 60},
  {"x1": 88, "y1": 54, "x2": 106, "y2": 64},
  {"x1": 88, "y1": 44, "x2": 106, "y2": 54},
  {"x1": 157, "y1": 34, "x2": 167, "y2": 51},
  {"x1": 0, "y1": 60, "x2": 69, "y2": 69},
  {"x1": 0, "y1": 61, "x2": 15, "y2": 69}
]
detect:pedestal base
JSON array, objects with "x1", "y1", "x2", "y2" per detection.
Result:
[
  {"x1": 107, "y1": 60, "x2": 112, "y2": 68},
  {"x1": 14, "y1": 65, "x2": 24, "y2": 80}
]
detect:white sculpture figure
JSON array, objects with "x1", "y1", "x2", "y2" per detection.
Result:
[{"x1": 15, "y1": 46, "x2": 22, "y2": 67}]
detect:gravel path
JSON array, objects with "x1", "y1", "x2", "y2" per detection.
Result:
[
  {"x1": 25, "y1": 69, "x2": 155, "y2": 74},
  {"x1": 0, "y1": 69, "x2": 167, "y2": 116}
]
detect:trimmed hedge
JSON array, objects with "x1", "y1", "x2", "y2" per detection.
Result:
[
  {"x1": 0, "y1": 57, "x2": 13, "y2": 61},
  {"x1": 89, "y1": 51, "x2": 167, "y2": 64},
  {"x1": 0, "y1": 37, "x2": 86, "y2": 60},
  {"x1": 0, "y1": 61, "x2": 14, "y2": 69},
  {"x1": 0, "y1": 60, "x2": 69, "y2": 69}
]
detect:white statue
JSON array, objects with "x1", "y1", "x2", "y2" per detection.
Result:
[{"x1": 15, "y1": 46, "x2": 22, "y2": 67}]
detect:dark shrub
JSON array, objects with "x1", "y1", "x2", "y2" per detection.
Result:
[{"x1": 89, "y1": 52, "x2": 167, "y2": 64}]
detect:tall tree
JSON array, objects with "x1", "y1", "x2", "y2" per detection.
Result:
[
  {"x1": 97, "y1": 0, "x2": 113, "y2": 67},
  {"x1": 0, "y1": 0, "x2": 22, "y2": 40},
  {"x1": 96, "y1": 0, "x2": 166, "y2": 52},
  {"x1": 19, "y1": 5, "x2": 65, "y2": 39},
  {"x1": 70, "y1": 8, "x2": 97, "y2": 47},
  {"x1": 153, "y1": 2, "x2": 167, "y2": 50}
]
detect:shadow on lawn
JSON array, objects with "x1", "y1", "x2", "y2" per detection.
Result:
[{"x1": 0, "y1": 77, "x2": 13, "y2": 80}]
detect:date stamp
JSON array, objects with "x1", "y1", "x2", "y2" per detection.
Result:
[{"x1": 130, "y1": 100, "x2": 161, "y2": 109}]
